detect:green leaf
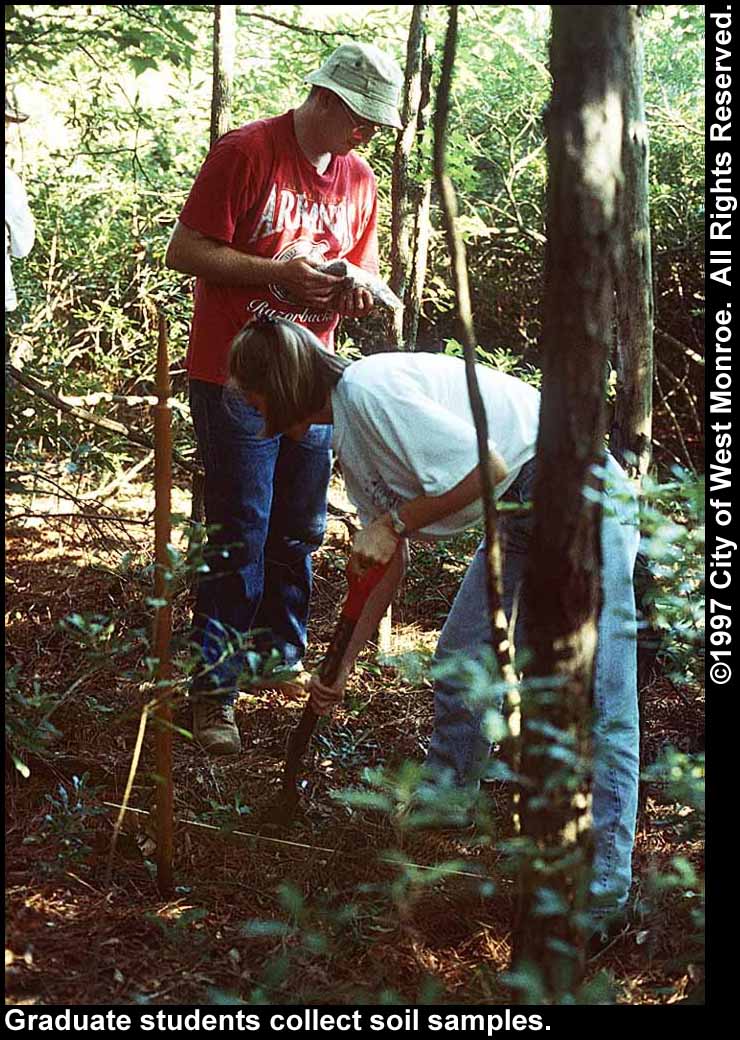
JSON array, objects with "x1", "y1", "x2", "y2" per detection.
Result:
[
  {"x1": 12, "y1": 754, "x2": 30, "y2": 779},
  {"x1": 277, "y1": 884, "x2": 304, "y2": 917},
  {"x1": 240, "y1": 920, "x2": 293, "y2": 939},
  {"x1": 331, "y1": 788, "x2": 393, "y2": 812}
]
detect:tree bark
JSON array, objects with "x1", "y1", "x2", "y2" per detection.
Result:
[
  {"x1": 610, "y1": 6, "x2": 654, "y2": 480},
  {"x1": 513, "y1": 5, "x2": 630, "y2": 999},
  {"x1": 390, "y1": 5, "x2": 433, "y2": 350},
  {"x1": 381, "y1": 5, "x2": 432, "y2": 649},
  {"x1": 210, "y1": 4, "x2": 236, "y2": 147}
]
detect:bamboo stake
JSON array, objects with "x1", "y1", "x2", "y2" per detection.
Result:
[{"x1": 153, "y1": 311, "x2": 174, "y2": 896}]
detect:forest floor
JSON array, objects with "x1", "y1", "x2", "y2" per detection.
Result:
[{"x1": 5, "y1": 477, "x2": 704, "y2": 1007}]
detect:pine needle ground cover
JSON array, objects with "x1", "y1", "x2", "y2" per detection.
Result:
[{"x1": 5, "y1": 479, "x2": 703, "y2": 1006}]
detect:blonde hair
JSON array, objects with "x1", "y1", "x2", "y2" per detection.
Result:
[{"x1": 229, "y1": 318, "x2": 350, "y2": 436}]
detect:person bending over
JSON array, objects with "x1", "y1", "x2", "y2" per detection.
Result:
[{"x1": 228, "y1": 317, "x2": 640, "y2": 928}]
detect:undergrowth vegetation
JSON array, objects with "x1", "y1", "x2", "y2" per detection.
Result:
[{"x1": 5, "y1": 4, "x2": 704, "y2": 1007}]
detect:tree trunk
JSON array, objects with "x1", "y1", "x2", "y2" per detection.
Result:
[
  {"x1": 380, "y1": 4, "x2": 433, "y2": 651},
  {"x1": 390, "y1": 4, "x2": 433, "y2": 350},
  {"x1": 610, "y1": 6, "x2": 654, "y2": 480},
  {"x1": 191, "y1": 4, "x2": 236, "y2": 530},
  {"x1": 405, "y1": 178, "x2": 432, "y2": 350},
  {"x1": 512, "y1": 5, "x2": 629, "y2": 1000},
  {"x1": 210, "y1": 4, "x2": 236, "y2": 147},
  {"x1": 609, "y1": 6, "x2": 655, "y2": 834}
]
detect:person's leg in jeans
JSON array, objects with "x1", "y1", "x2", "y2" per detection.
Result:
[
  {"x1": 423, "y1": 543, "x2": 496, "y2": 791},
  {"x1": 423, "y1": 460, "x2": 535, "y2": 799},
  {"x1": 589, "y1": 455, "x2": 640, "y2": 919},
  {"x1": 188, "y1": 381, "x2": 331, "y2": 752},
  {"x1": 423, "y1": 455, "x2": 639, "y2": 915},
  {"x1": 188, "y1": 382, "x2": 276, "y2": 754},
  {"x1": 254, "y1": 421, "x2": 332, "y2": 670},
  {"x1": 502, "y1": 456, "x2": 639, "y2": 916}
]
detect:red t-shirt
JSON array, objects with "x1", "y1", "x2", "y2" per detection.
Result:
[{"x1": 180, "y1": 111, "x2": 379, "y2": 384}]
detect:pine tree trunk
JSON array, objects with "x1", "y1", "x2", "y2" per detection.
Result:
[
  {"x1": 610, "y1": 5, "x2": 654, "y2": 480},
  {"x1": 390, "y1": 4, "x2": 432, "y2": 350},
  {"x1": 512, "y1": 5, "x2": 630, "y2": 999},
  {"x1": 381, "y1": 4, "x2": 432, "y2": 650},
  {"x1": 210, "y1": 4, "x2": 236, "y2": 147}
]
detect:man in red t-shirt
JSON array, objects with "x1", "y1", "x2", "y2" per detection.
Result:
[{"x1": 166, "y1": 42, "x2": 403, "y2": 755}]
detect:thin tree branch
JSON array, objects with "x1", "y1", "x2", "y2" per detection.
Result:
[
  {"x1": 655, "y1": 327, "x2": 704, "y2": 367},
  {"x1": 79, "y1": 451, "x2": 155, "y2": 502},
  {"x1": 236, "y1": 7, "x2": 361, "y2": 42},
  {"x1": 433, "y1": 7, "x2": 519, "y2": 709},
  {"x1": 6, "y1": 364, "x2": 197, "y2": 476},
  {"x1": 6, "y1": 512, "x2": 151, "y2": 525},
  {"x1": 655, "y1": 359, "x2": 702, "y2": 442},
  {"x1": 654, "y1": 369, "x2": 698, "y2": 475}
]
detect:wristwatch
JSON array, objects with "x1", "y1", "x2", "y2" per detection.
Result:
[{"x1": 388, "y1": 506, "x2": 408, "y2": 538}]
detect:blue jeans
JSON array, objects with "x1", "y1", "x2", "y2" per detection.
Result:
[
  {"x1": 189, "y1": 380, "x2": 332, "y2": 699},
  {"x1": 426, "y1": 455, "x2": 640, "y2": 912}
]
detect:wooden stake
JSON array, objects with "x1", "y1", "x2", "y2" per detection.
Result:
[{"x1": 153, "y1": 311, "x2": 174, "y2": 896}]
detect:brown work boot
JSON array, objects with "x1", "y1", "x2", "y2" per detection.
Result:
[{"x1": 192, "y1": 697, "x2": 241, "y2": 756}]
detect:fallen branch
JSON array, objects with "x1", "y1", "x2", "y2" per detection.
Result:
[
  {"x1": 6, "y1": 363, "x2": 198, "y2": 476},
  {"x1": 102, "y1": 802, "x2": 494, "y2": 883},
  {"x1": 57, "y1": 390, "x2": 189, "y2": 416},
  {"x1": 79, "y1": 450, "x2": 155, "y2": 502},
  {"x1": 6, "y1": 512, "x2": 150, "y2": 525}
]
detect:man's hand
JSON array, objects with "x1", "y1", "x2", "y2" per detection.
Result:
[
  {"x1": 336, "y1": 286, "x2": 374, "y2": 318},
  {"x1": 281, "y1": 257, "x2": 350, "y2": 308},
  {"x1": 349, "y1": 517, "x2": 399, "y2": 577},
  {"x1": 307, "y1": 674, "x2": 345, "y2": 716}
]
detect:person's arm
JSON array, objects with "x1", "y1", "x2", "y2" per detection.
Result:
[
  {"x1": 164, "y1": 220, "x2": 349, "y2": 308},
  {"x1": 349, "y1": 452, "x2": 508, "y2": 575},
  {"x1": 308, "y1": 452, "x2": 508, "y2": 714},
  {"x1": 165, "y1": 220, "x2": 349, "y2": 307}
]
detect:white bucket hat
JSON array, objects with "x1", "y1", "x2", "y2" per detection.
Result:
[{"x1": 305, "y1": 42, "x2": 403, "y2": 130}]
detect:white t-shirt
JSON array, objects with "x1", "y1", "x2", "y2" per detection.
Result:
[
  {"x1": 331, "y1": 352, "x2": 540, "y2": 538},
  {"x1": 5, "y1": 166, "x2": 36, "y2": 312}
]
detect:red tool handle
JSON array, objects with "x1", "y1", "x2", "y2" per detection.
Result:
[
  {"x1": 277, "y1": 559, "x2": 392, "y2": 821},
  {"x1": 318, "y1": 562, "x2": 390, "y2": 685},
  {"x1": 341, "y1": 562, "x2": 389, "y2": 622}
]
